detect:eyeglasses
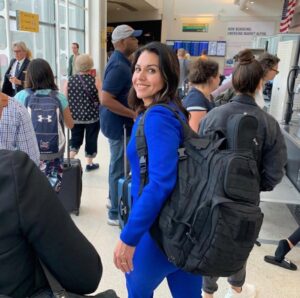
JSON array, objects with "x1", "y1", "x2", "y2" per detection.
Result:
[
  {"x1": 13, "y1": 50, "x2": 23, "y2": 53},
  {"x1": 271, "y1": 68, "x2": 279, "y2": 74}
]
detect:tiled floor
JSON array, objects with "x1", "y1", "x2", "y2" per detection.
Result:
[{"x1": 71, "y1": 132, "x2": 300, "y2": 298}]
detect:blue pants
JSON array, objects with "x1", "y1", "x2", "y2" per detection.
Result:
[
  {"x1": 126, "y1": 233, "x2": 202, "y2": 298},
  {"x1": 108, "y1": 137, "x2": 124, "y2": 220}
]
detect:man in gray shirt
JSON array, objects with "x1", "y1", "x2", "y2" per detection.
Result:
[{"x1": 177, "y1": 48, "x2": 190, "y2": 99}]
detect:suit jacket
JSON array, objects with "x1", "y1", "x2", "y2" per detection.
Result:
[
  {"x1": 0, "y1": 150, "x2": 102, "y2": 298},
  {"x1": 1, "y1": 58, "x2": 30, "y2": 96}
]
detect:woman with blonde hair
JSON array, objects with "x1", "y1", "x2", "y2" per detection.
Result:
[{"x1": 63, "y1": 54, "x2": 102, "y2": 172}]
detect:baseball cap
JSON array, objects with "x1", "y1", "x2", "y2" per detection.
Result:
[{"x1": 111, "y1": 25, "x2": 143, "y2": 43}]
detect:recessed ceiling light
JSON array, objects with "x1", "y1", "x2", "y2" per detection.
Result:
[
  {"x1": 250, "y1": 1, "x2": 254, "y2": 4},
  {"x1": 246, "y1": 6, "x2": 249, "y2": 10}
]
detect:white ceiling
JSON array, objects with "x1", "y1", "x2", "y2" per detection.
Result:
[
  {"x1": 107, "y1": 0, "x2": 284, "y2": 12},
  {"x1": 107, "y1": 0, "x2": 157, "y2": 14},
  {"x1": 107, "y1": 0, "x2": 284, "y2": 23}
]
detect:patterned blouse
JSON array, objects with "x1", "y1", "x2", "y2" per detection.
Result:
[{"x1": 68, "y1": 74, "x2": 99, "y2": 124}]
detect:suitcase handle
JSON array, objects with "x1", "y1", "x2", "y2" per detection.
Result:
[
  {"x1": 66, "y1": 128, "x2": 71, "y2": 167},
  {"x1": 123, "y1": 125, "x2": 128, "y2": 178}
]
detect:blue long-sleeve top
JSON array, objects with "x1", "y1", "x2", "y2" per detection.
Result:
[{"x1": 120, "y1": 105, "x2": 184, "y2": 246}]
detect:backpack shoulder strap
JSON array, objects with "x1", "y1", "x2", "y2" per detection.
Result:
[
  {"x1": 48, "y1": 90, "x2": 64, "y2": 113},
  {"x1": 136, "y1": 104, "x2": 189, "y2": 158},
  {"x1": 39, "y1": 260, "x2": 69, "y2": 298},
  {"x1": 135, "y1": 104, "x2": 193, "y2": 196}
]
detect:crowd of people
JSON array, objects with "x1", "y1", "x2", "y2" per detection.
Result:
[{"x1": 0, "y1": 23, "x2": 298, "y2": 298}]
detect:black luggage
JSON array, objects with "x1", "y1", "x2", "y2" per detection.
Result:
[
  {"x1": 58, "y1": 130, "x2": 82, "y2": 216},
  {"x1": 118, "y1": 125, "x2": 132, "y2": 229}
]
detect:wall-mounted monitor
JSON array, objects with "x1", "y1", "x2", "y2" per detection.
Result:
[
  {"x1": 208, "y1": 41, "x2": 217, "y2": 56},
  {"x1": 168, "y1": 40, "x2": 226, "y2": 57},
  {"x1": 216, "y1": 41, "x2": 226, "y2": 56}
]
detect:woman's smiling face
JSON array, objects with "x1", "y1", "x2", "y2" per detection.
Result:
[{"x1": 132, "y1": 50, "x2": 164, "y2": 106}]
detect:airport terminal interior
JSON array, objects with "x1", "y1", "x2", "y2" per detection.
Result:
[{"x1": 1, "y1": 0, "x2": 300, "y2": 297}]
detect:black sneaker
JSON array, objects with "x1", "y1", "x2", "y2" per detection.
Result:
[{"x1": 85, "y1": 163, "x2": 99, "y2": 172}]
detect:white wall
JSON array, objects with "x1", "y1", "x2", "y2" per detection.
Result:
[
  {"x1": 172, "y1": 0, "x2": 282, "y2": 18},
  {"x1": 161, "y1": 0, "x2": 282, "y2": 72},
  {"x1": 162, "y1": 0, "x2": 282, "y2": 40},
  {"x1": 105, "y1": 0, "x2": 283, "y2": 73}
]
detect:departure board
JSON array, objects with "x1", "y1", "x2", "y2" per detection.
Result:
[
  {"x1": 169, "y1": 40, "x2": 226, "y2": 56},
  {"x1": 216, "y1": 41, "x2": 226, "y2": 56}
]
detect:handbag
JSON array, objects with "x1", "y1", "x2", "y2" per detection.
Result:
[{"x1": 77, "y1": 75, "x2": 100, "y2": 108}]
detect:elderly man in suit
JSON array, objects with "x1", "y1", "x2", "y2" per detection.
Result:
[{"x1": 1, "y1": 41, "x2": 31, "y2": 96}]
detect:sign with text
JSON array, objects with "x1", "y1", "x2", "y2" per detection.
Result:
[
  {"x1": 16, "y1": 10, "x2": 39, "y2": 32},
  {"x1": 182, "y1": 23, "x2": 209, "y2": 33},
  {"x1": 227, "y1": 26, "x2": 270, "y2": 38},
  {"x1": 226, "y1": 21, "x2": 275, "y2": 59}
]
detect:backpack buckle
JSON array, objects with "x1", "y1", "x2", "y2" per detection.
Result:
[
  {"x1": 178, "y1": 148, "x2": 187, "y2": 160},
  {"x1": 186, "y1": 231, "x2": 196, "y2": 244},
  {"x1": 139, "y1": 156, "x2": 147, "y2": 173}
]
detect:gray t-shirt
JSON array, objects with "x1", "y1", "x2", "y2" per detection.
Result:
[{"x1": 178, "y1": 58, "x2": 189, "y2": 89}]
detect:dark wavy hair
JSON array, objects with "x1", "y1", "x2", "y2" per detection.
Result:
[
  {"x1": 232, "y1": 49, "x2": 263, "y2": 94},
  {"x1": 25, "y1": 58, "x2": 58, "y2": 91},
  {"x1": 188, "y1": 59, "x2": 219, "y2": 84},
  {"x1": 257, "y1": 52, "x2": 280, "y2": 78},
  {"x1": 128, "y1": 42, "x2": 188, "y2": 118}
]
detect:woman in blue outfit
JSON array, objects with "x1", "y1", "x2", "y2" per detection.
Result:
[{"x1": 113, "y1": 42, "x2": 202, "y2": 297}]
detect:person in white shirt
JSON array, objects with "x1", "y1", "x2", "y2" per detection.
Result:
[{"x1": 212, "y1": 51, "x2": 280, "y2": 109}]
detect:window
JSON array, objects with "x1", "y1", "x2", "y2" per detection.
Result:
[
  {"x1": 0, "y1": 0, "x2": 4, "y2": 11},
  {"x1": 1, "y1": 0, "x2": 87, "y2": 87},
  {"x1": 0, "y1": 17, "x2": 7, "y2": 50},
  {"x1": 69, "y1": 3, "x2": 84, "y2": 29}
]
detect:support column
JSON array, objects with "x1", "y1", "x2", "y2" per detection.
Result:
[
  {"x1": 87, "y1": 0, "x2": 107, "y2": 79},
  {"x1": 160, "y1": 0, "x2": 175, "y2": 43}
]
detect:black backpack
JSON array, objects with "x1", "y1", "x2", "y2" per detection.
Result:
[{"x1": 136, "y1": 104, "x2": 263, "y2": 277}]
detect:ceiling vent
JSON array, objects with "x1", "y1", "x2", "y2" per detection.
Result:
[
  {"x1": 234, "y1": 0, "x2": 249, "y2": 10},
  {"x1": 108, "y1": 1, "x2": 138, "y2": 12}
]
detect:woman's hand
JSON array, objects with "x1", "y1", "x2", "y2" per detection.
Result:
[{"x1": 113, "y1": 239, "x2": 135, "y2": 273}]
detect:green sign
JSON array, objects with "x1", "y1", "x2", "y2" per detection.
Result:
[{"x1": 182, "y1": 23, "x2": 208, "y2": 33}]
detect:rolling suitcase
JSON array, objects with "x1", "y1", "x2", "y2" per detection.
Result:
[
  {"x1": 118, "y1": 125, "x2": 132, "y2": 229},
  {"x1": 58, "y1": 129, "x2": 82, "y2": 216}
]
